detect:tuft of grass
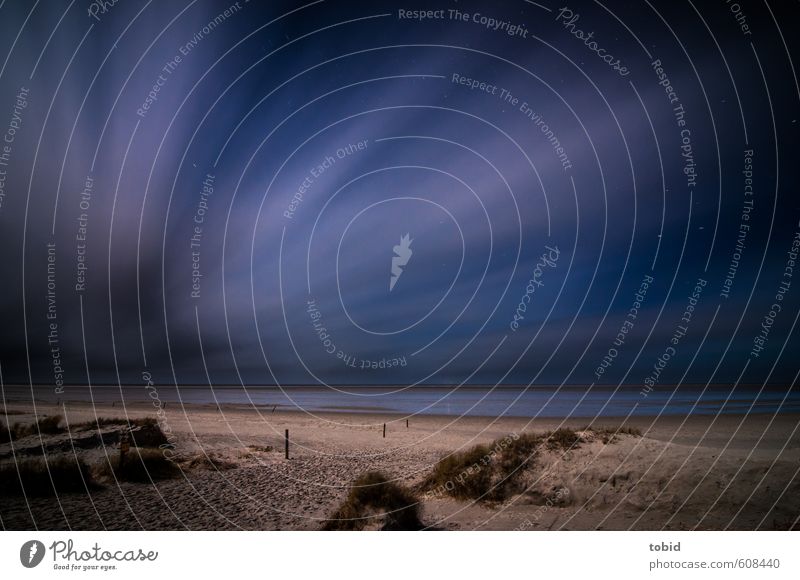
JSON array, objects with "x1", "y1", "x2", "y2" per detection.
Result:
[
  {"x1": 95, "y1": 448, "x2": 181, "y2": 483},
  {"x1": 323, "y1": 471, "x2": 422, "y2": 531},
  {"x1": 74, "y1": 417, "x2": 170, "y2": 448},
  {"x1": 544, "y1": 428, "x2": 582, "y2": 451},
  {"x1": 497, "y1": 433, "x2": 541, "y2": 473},
  {"x1": 592, "y1": 425, "x2": 643, "y2": 444},
  {"x1": 128, "y1": 418, "x2": 170, "y2": 448},
  {"x1": 180, "y1": 452, "x2": 237, "y2": 471},
  {"x1": 618, "y1": 426, "x2": 642, "y2": 436},
  {"x1": 0, "y1": 415, "x2": 66, "y2": 441},
  {"x1": 36, "y1": 415, "x2": 64, "y2": 435},
  {"x1": 247, "y1": 444, "x2": 274, "y2": 453},
  {"x1": 75, "y1": 417, "x2": 130, "y2": 430},
  {"x1": 75, "y1": 416, "x2": 156, "y2": 430},
  {"x1": 421, "y1": 444, "x2": 494, "y2": 501},
  {"x1": 422, "y1": 429, "x2": 587, "y2": 503},
  {"x1": 9, "y1": 422, "x2": 33, "y2": 439},
  {"x1": 0, "y1": 456, "x2": 98, "y2": 497}
]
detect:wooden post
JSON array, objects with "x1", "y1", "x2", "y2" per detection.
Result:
[
  {"x1": 272, "y1": 405, "x2": 277, "y2": 413},
  {"x1": 406, "y1": 419, "x2": 409, "y2": 428},
  {"x1": 119, "y1": 433, "x2": 130, "y2": 469},
  {"x1": 285, "y1": 429, "x2": 289, "y2": 459},
  {"x1": 383, "y1": 423, "x2": 386, "y2": 438}
]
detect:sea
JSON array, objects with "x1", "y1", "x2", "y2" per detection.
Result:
[{"x1": 3, "y1": 385, "x2": 800, "y2": 418}]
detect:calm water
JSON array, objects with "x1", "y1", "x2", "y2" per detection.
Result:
[{"x1": 4, "y1": 385, "x2": 800, "y2": 418}]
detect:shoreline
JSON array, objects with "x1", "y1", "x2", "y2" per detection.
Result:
[{"x1": 5, "y1": 397, "x2": 800, "y2": 423}]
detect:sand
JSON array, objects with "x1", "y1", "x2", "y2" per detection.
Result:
[{"x1": 1, "y1": 401, "x2": 798, "y2": 530}]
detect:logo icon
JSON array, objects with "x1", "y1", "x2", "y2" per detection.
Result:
[
  {"x1": 390, "y1": 234, "x2": 413, "y2": 291},
  {"x1": 20, "y1": 540, "x2": 45, "y2": 568}
]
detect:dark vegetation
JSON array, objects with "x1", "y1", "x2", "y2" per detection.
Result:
[
  {"x1": 0, "y1": 415, "x2": 65, "y2": 441},
  {"x1": 1, "y1": 415, "x2": 178, "y2": 494},
  {"x1": 0, "y1": 456, "x2": 98, "y2": 497},
  {"x1": 590, "y1": 425, "x2": 643, "y2": 444},
  {"x1": 247, "y1": 444, "x2": 274, "y2": 453},
  {"x1": 323, "y1": 471, "x2": 423, "y2": 531},
  {"x1": 421, "y1": 443, "x2": 495, "y2": 501},
  {"x1": 74, "y1": 416, "x2": 170, "y2": 448},
  {"x1": 180, "y1": 452, "x2": 237, "y2": 471},
  {"x1": 0, "y1": 415, "x2": 170, "y2": 448},
  {"x1": 95, "y1": 448, "x2": 181, "y2": 483}
]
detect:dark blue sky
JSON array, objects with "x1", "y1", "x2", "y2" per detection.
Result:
[{"x1": 0, "y1": 0, "x2": 798, "y2": 389}]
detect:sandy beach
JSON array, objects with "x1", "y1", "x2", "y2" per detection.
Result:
[{"x1": 1, "y1": 401, "x2": 798, "y2": 530}]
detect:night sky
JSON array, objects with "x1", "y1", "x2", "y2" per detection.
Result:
[{"x1": 0, "y1": 0, "x2": 798, "y2": 390}]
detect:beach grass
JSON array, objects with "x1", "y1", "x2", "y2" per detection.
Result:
[
  {"x1": 95, "y1": 447, "x2": 181, "y2": 483},
  {"x1": 421, "y1": 427, "x2": 629, "y2": 502},
  {"x1": 323, "y1": 471, "x2": 422, "y2": 531},
  {"x1": 0, "y1": 456, "x2": 97, "y2": 496}
]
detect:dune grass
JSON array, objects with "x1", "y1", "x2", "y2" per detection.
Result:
[
  {"x1": 247, "y1": 444, "x2": 274, "y2": 453},
  {"x1": 0, "y1": 415, "x2": 65, "y2": 442},
  {"x1": 74, "y1": 416, "x2": 149, "y2": 430},
  {"x1": 73, "y1": 416, "x2": 170, "y2": 448},
  {"x1": 421, "y1": 427, "x2": 638, "y2": 503},
  {"x1": 421, "y1": 444, "x2": 495, "y2": 501},
  {"x1": 95, "y1": 448, "x2": 180, "y2": 483},
  {"x1": 589, "y1": 425, "x2": 643, "y2": 444},
  {"x1": 0, "y1": 456, "x2": 98, "y2": 497},
  {"x1": 0, "y1": 415, "x2": 171, "y2": 451},
  {"x1": 180, "y1": 452, "x2": 237, "y2": 471},
  {"x1": 323, "y1": 471, "x2": 422, "y2": 531},
  {"x1": 545, "y1": 427, "x2": 583, "y2": 450}
]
